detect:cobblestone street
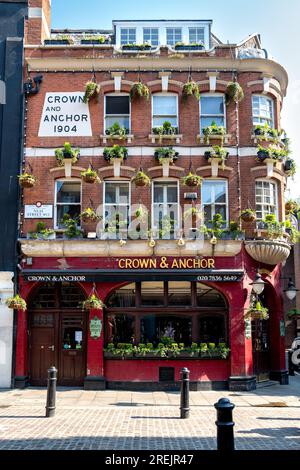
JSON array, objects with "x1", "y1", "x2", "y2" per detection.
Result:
[{"x1": 0, "y1": 376, "x2": 299, "y2": 450}]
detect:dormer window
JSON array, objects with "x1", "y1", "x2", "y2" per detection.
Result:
[
  {"x1": 189, "y1": 27, "x2": 205, "y2": 44},
  {"x1": 143, "y1": 28, "x2": 159, "y2": 46},
  {"x1": 120, "y1": 28, "x2": 136, "y2": 45},
  {"x1": 166, "y1": 28, "x2": 182, "y2": 46}
]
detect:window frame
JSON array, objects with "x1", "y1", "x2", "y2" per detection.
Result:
[
  {"x1": 120, "y1": 27, "x2": 136, "y2": 45},
  {"x1": 54, "y1": 178, "x2": 82, "y2": 230},
  {"x1": 188, "y1": 27, "x2": 205, "y2": 44},
  {"x1": 252, "y1": 94, "x2": 275, "y2": 128},
  {"x1": 103, "y1": 180, "x2": 131, "y2": 237},
  {"x1": 152, "y1": 92, "x2": 179, "y2": 129},
  {"x1": 199, "y1": 93, "x2": 226, "y2": 134},
  {"x1": 201, "y1": 178, "x2": 229, "y2": 227},
  {"x1": 151, "y1": 179, "x2": 180, "y2": 238},
  {"x1": 143, "y1": 27, "x2": 159, "y2": 46},
  {"x1": 166, "y1": 27, "x2": 182, "y2": 46},
  {"x1": 255, "y1": 179, "x2": 278, "y2": 222},
  {"x1": 104, "y1": 93, "x2": 131, "y2": 133}
]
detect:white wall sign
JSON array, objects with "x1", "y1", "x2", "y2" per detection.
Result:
[
  {"x1": 25, "y1": 204, "x2": 53, "y2": 219},
  {"x1": 38, "y1": 92, "x2": 92, "y2": 137}
]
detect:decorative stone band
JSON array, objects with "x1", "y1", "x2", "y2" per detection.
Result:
[{"x1": 244, "y1": 239, "x2": 291, "y2": 265}]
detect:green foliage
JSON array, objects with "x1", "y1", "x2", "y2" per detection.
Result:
[
  {"x1": 28, "y1": 222, "x2": 55, "y2": 240},
  {"x1": 83, "y1": 81, "x2": 100, "y2": 104},
  {"x1": 152, "y1": 121, "x2": 178, "y2": 136},
  {"x1": 55, "y1": 142, "x2": 80, "y2": 166},
  {"x1": 154, "y1": 147, "x2": 179, "y2": 164},
  {"x1": 262, "y1": 214, "x2": 286, "y2": 240},
  {"x1": 105, "y1": 122, "x2": 129, "y2": 137},
  {"x1": 245, "y1": 301, "x2": 269, "y2": 320},
  {"x1": 130, "y1": 82, "x2": 150, "y2": 100},
  {"x1": 18, "y1": 172, "x2": 36, "y2": 187},
  {"x1": 5, "y1": 294, "x2": 27, "y2": 311},
  {"x1": 131, "y1": 170, "x2": 151, "y2": 186},
  {"x1": 61, "y1": 214, "x2": 82, "y2": 239},
  {"x1": 226, "y1": 82, "x2": 244, "y2": 104},
  {"x1": 181, "y1": 172, "x2": 202, "y2": 187},
  {"x1": 82, "y1": 294, "x2": 104, "y2": 311},
  {"x1": 254, "y1": 123, "x2": 279, "y2": 141},
  {"x1": 256, "y1": 145, "x2": 287, "y2": 161},
  {"x1": 103, "y1": 145, "x2": 128, "y2": 162},
  {"x1": 204, "y1": 145, "x2": 228, "y2": 169},
  {"x1": 182, "y1": 80, "x2": 200, "y2": 100},
  {"x1": 79, "y1": 208, "x2": 101, "y2": 222},
  {"x1": 203, "y1": 121, "x2": 226, "y2": 144},
  {"x1": 81, "y1": 166, "x2": 101, "y2": 183}
]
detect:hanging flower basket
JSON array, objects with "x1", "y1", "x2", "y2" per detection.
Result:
[
  {"x1": 285, "y1": 200, "x2": 299, "y2": 214},
  {"x1": 182, "y1": 80, "x2": 200, "y2": 100},
  {"x1": 245, "y1": 302, "x2": 269, "y2": 321},
  {"x1": 79, "y1": 208, "x2": 101, "y2": 223},
  {"x1": 81, "y1": 167, "x2": 100, "y2": 184},
  {"x1": 82, "y1": 294, "x2": 104, "y2": 311},
  {"x1": 83, "y1": 81, "x2": 100, "y2": 104},
  {"x1": 225, "y1": 82, "x2": 244, "y2": 104},
  {"x1": 284, "y1": 159, "x2": 296, "y2": 177},
  {"x1": 131, "y1": 170, "x2": 151, "y2": 187},
  {"x1": 130, "y1": 82, "x2": 150, "y2": 100},
  {"x1": 18, "y1": 173, "x2": 37, "y2": 188},
  {"x1": 181, "y1": 172, "x2": 202, "y2": 187},
  {"x1": 5, "y1": 294, "x2": 27, "y2": 311},
  {"x1": 240, "y1": 209, "x2": 256, "y2": 223}
]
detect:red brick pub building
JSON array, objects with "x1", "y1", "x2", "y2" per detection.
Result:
[{"x1": 15, "y1": 2, "x2": 292, "y2": 391}]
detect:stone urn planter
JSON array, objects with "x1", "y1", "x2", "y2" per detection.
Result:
[{"x1": 244, "y1": 239, "x2": 291, "y2": 265}]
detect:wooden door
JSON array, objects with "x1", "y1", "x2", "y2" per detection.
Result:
[
  {"x1": 252, "y1": 319, "x2": 270, "y2": 382},
  {"x1": 59, "y1": 312, "x2": 87, "y2": 386},
  {"x1": 29, "y1": 313, "x2": 56, "y2": 386}
]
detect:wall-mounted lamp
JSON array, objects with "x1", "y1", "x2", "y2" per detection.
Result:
[
  {"x1": 250, "y1": 272, "x2": 266, "y2": 295},
  {"x1": 284, "y1": 278, "x2": 299, "y2": 301}
]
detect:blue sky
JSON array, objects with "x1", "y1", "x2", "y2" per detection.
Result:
[{"x1": 52, "y1": 0, "x2": 300, "y2": 198}]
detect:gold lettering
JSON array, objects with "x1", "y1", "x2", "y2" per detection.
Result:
[
  {"x1": 150, "y1": 259, "x2": 156, "y2": 268},
  {"x1": 132, "y1": 259, "x2": 140, "y2": 269},
  {"x1": 125, "y1": 259, "x2": 132, "y2": 269},
  {"x1": 119, "y1": 259, "x2": 126, "y2": 269},
  {"x1": 201, "y1": 259, "x2": 208, "y2": 268},
  {"x1": 208, "y1": 258, "x2": 215, "y2": 268},
  {"x1": 172, "y1": 259, "x2": 179, "y2": 269},
  {"x1": 193, "y1": 259, "x2": 202, "y2": 268},
  {"x1": 178, "y1": 259, "x2": 186, "y2": 269},
  {"x1": 186, "y1": 259, "x2": 193, "y2": 269}
]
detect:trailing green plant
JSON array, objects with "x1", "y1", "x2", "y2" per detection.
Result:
[
  {"x1": 203, "y1": 121, "x2": 226, "y2": 144},
  {"x1": 55, "y1": 142, "x2": 80, "y2": 166},
  {"x1": 83, "y1": 81, "x2": 100, "y2": 104},
  {"x1": 245, "y1": 301, "x2": 269, "y2": 320},
  {"x1": 81, "y1": 166, "x2": 101, "y2": 184},
  {"x1": 18, "y1": 172, "x2": 37, "y2": 188},
  {"x1": 154, "y1": 147, "x2": 179, "y2": 164},
  {"x1": 225, "y1": 82, "x2": 244, "y2": 104},
  {"x1": 182, "y1": 80, "x2": 200, "y2": 100},
  {"x1": 130, "y1": 82, "x2": 150, "y2": 100},
  {"x1": 28, "y1": 222, "x2": 55, "y2": 240},
  {"x1": 227, "y1": 220, "x2": 244, "y2": 240},
  {"x1": 105, "y1": 122, "x2": 129, "y2": 138},
  {"x1": 256, "y1": 145, "x2": 287, "y2": 162},
  {"x1": 61, "y1": 214, "x2": 83, "y2": 239},
  {"x1": 82, "y1": 294, "x2": 104, "y2": 311},
  {"x1": 206, "y1": 213, "x2": 226, "y2": 240},
  {"x1": 131, "y1": 170, "x2": 151, "y2": 187},
  {"x1": 285, "y1": 200, "x2": 299, "y2": 214},
  {"x1": 218, "y1": 343, "x2": 231, "y2": 359},
  {"x1": 284, "y1": 158, "x2": 296, "y2": 177},
  {"x1": 122, "y1": 43, "x2": 151, "y2": 51},
  {"x1": 5, "y1": 294, "x2": 27, "y2": 311},
  {"x1": 103, "y1": 145, "x2": 128, "y2": 162},
  {"x1": 181, "y1": 172, "x2": 202, "y2": 187},
  {"x1": 204, "y1": 145, "x2": 229, "y2": 169},
  {"x1": 254, "y1": 123, "x2": 278, "y2": 141},
  {"x1": 240, "y1": 208, "x2": 256, "y2": 223},
  {"x1": 157, "y1": 215, "x2": 176, "y2": 239},
  {"x1": 79, "y1": 208, "x2": 101, "y2": 223},
  {"x1": 284, "y1": 219, "x2": 300, "y2": 243},
  {"x1": 262, "y1": 213, "x2": 285, "y2": 240},
  {"x1": 152, "y1": 121, "x2": 178, "y2": 136}
]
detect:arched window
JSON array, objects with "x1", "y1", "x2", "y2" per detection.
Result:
[
  {"x1": 252, "y1": 95, "x2": 274, "y2": 127},
  {"x1": 28, "y1": 282, "x2": 85, "y2": 310},
  {"x1": 105, "y1": 281, "x2": 228, "y2": 346}
]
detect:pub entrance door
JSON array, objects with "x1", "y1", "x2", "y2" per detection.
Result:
[
  {"x1": 28, "y1": 283, "x2": 87, "y2": 387},
  {"x1": 252, "y1": 319, "x2": 270, "y2": 382}
]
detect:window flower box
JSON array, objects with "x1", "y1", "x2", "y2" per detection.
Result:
[
  {"x1": 44, "y1": 38, "x2": 73, "y2": 45},
  {"x1": 103, "y1": 145, "x2": 128, "y2": 177},
  {"x1": 204, "y1": 146, "x2": 229, "y2": 176},
  {"x1": 175, "y1": 43, "x2": 205, "y2": 51},
  {"x1": 122, "y1": 43, "x2": 151, "y2": 51}
]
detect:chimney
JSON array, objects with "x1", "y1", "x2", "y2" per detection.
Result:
[{"x1": 26, "y1": 0, "x2": 51, "y2": 45}]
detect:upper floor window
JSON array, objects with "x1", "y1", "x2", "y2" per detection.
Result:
[
  {"x1": 189, "y1": 27, "x2": 205, "y2": 44},
  {"x1": 166, "y1": 28, "x2": 182, "y2": 46},
  {"x1": 120, "y1": 28, "x2": 136, "y2": 45},
  {"x1": 55, "y1": 180, "x2": 81, "y2": 229},
  {"x1": 200, "y1": 94, "x2": 225, "y2": 133},
  {"x1": 143, "y1": 28, "x2": 159, "y2": 46},
  {"x1": 105, "y1": 95, "x2": 130, "y2": 132},
  {"x1": 255, "y1": 180, "x2": 277, "y2": 221},
  {"x1": 202, "y1": 180, "x2": 228, "y2": 226},
  {"x1": 152, "y1": 181, "x2": 179, "y2": 239},
  {"x1": 252, "y1": 95, "x2": 274, "y2": 127},
  {"x1": 152, "y1": 94, "x2": 178, "y2": 128},
  {"x1": 104, "y1": 181, "x2": 130, "y2": 238}
]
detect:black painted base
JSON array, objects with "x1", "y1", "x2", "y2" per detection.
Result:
[
  {"x1": 84, "y1": 376, "x2": 106, "y2": 390},
  {"x1": 14, "y1": 376, "x2": 29, "y2": 389},
  {"x1": 106, "y1": 381, "x2": 228, "y2": 391},
  {"x1": 270, "y1": 370, "x2": 289, "y2": 385},
  {"x1": 228, "y1": 376, "x2": 256, "y2": 391}
]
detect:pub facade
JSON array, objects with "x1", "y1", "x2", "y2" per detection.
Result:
[{"x1": 14, "y1": 2, "x2": 292, "y2": 391}]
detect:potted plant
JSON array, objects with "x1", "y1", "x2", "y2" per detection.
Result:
[
  {"x1": 240, "y1": 209, "x2": 256, "y2": 223},
  {"x1": 203, "y1": 121, "x2": 226, "y2": 145},
  {"x1": 83, "y1": 81, "x2": 100, "y2": 104},
  {"x1": 103, "y1": 145, "x2": 128, "y2": 177},
  {"x1": 199, "y1": 343, "x2": 208, "y2": 358},
  {"x1": 254, "y1": 123, "x2": 278, "y2": 140},
  {"x1": 18, "y1": 172, "x2": 37, "y2": 189},
  {"x1": 218, "y1": 343, "x2": 230, "y2": 359},
  {"x1": 134, "y1": 343, "x2": 155, "y2": 358},
  {"x1": 5, "y1": 294, "x2": 27, "y2": 311},
  {"x1": 181, "y1": 172, "x2": 202, "y2": 187},
  {"x1": 61, "y1": 214, "x2": 83, "y2": 239},
  {"x1": 225, "y1": 221, "x2": 244, "y2": 240},
  {"x1": 206, "y1": 213, "x2": 226, "y2": 241},
  {"x1": 131, "y1": 170, "x2": 151, "y2": 187},
  {"x1": 284, "y1": 159, "x2": 296, "y2": 177},
  {"x1": 245, "y1": 301, "x2": 269, "y2": 320},
  {"x1": 175, "y1": 42, "x2": 204, "y2": 51},
  {"x1": 81, "y1": 35, "x2": 107, "y2": 45},
  {"x1": 28, "y1": 222, "x2": 55, "y2": 240},
  {"x1": 105, "y1": 122, "x2": 129, "y2": 138},
  {"x1": 82, "y1": 293, "x2": 104, "y2": 311},
  {"x1": 207, "y1": 343, "x2": 220, "y2": 358},
  {"x1": 122, "y1": 43, "x2": 151, "y2": 51},
  {"x1": 284, "y1": 219, "x2": 300, "y2": 244},
  {"x1": 81, "y1": 166, "x2": 100, "y2": 184},
  {"x1": 154, "y1": 147, "x2": 179, "y2": 177},
  {"x1": 225, "y1": 82, "x2": 244, "y2": 104},
  {"x1": 79, "y1": 208, "x2": 101, "y2": 223},
  {"x1": 44, "y1": 35, "x2": 73, "y2": 45},
  {"x1": 130, "y1": 82, "x2": 150, "y2": 100},
  {"x1": 152, "y1": 121, "x2": 178, "y2": 138},
  {"x1": 55, "y1": 142, "x2": 80, "y2": 177},
  {"x1": 182, "y1": 80, "x2": 200, "y2": 100},
  {"x1": 204, "y1": 146, "x2": 229, "y2": 174}
]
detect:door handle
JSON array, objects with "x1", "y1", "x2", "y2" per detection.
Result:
[{"x1": 48, "y1": 345, "x2": 55, "y2": 351}]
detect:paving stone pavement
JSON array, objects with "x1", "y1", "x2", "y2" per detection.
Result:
[{"x1": 0, "y1": 376, "x2": 299, "y2": 450}]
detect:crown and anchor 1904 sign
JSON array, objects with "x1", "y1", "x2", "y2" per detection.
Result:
[{"x1": 89, "y1": 317, "x2": 102, "y2": 339}]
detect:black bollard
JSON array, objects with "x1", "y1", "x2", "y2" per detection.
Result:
[
  {"x1": 180, "y1": 367, "x2": 190, "y2": 419},
  {"x1": 214, "y1": 398, "x2": 235, "y2": 451},
  {"x1": 45, "y1": 366, "x2": 57, "y2": 418}
]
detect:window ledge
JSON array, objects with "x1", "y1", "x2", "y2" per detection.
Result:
[
  {"x1": 251, "y1": 134, "x2": 285, "y2": 147},
  {"x1": 149, "y1": 134, "x2": 183, "y2": 144},
  {"x1": 197, "y1": 134, "x2": 231, "y2": 144},
  {"x1": 100, "y1": 134, "x2": 134, "y2": 144}
]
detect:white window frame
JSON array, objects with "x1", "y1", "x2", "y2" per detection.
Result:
[
  {"x1": 103, "y1": 180, "x2": 131, "y2": 236},
  {"x1": 120, "y1": 28, "x2": 136, "y2": 45},
  {"x1": 104, "y1": 93, "x2": 131, "y2": 133},
  {"x1": 54, "y1": 178, "x2": 82, "y2": 230},
  {"x1": 188, "y1": 27, "x2": 205, "y2": 44},
  {"x1": 152, "y1": 93, "x2": 179, "y2": 129},
  {"x1": 151, "y1": 179, "x2": 180, "y2": 238},
  {"x1": 252, "y1": 94, "x2": 274, "y2": 127},
  {"x1": 143, "y1": 27, "x2": 159, "y2": 46},
  {"x1": 199, "y1": 93, "x2": 226, "y2": 134},
  {"x1": 166, "y1": 27, "x2": 182, "y2": 46},
  {"x1": 255, "y1": 179, "x2": 278, "y2": 222},
  {"x1": 201, "y1": 179, "x2": 229, "y2": 227}
]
